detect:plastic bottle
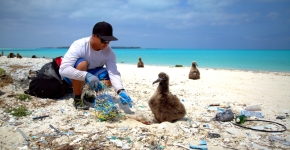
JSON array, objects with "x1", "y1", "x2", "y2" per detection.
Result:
[{"x1": 235, "y1": 115, "x2": 246, "y2": 124}]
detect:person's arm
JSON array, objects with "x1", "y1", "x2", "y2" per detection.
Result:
[
  {"x1": 105, "y1": 48, "x2": 132, "y2": 107},
  {"x1": 105, "y1": 50, "x2": 124, "y2": 92},
  {"x1": 59, "y1": 41, "x2": 87, "y2": 81}
]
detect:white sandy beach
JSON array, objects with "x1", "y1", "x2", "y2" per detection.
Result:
[{"x1": 0, "y1": 57, "x2": 290, "y2": 149}]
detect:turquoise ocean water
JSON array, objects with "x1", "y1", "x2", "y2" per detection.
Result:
[{"x1": 1, "y1": 48, "x2": 290, "y2": 72}]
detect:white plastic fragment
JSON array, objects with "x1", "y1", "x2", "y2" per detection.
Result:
[
  {"x1": 158, "y1": 122, "x2": 167, "y2": 129},
  {"x1": 70, "y1": 138, "x2": 82, "y2": 145},
  {"x1": 111, "y1": 139, "x2": 122, "y2": 147},
  {"x1": 173, "y1": 143, "x2": 191, "y2": 150},
  {"x1": 17, "y1": 145, "x2": 28, "y2": 150},
  {"x1": 251, "y1": 142, "x2": 270, "y2": 150},
  {"x1": 122, "y1": 144, "x2": 131, "y2": 150},
  {"x1": 240, "y1": 110, "x2": 264, "y2": 118},
  {"x1": 269, "y1": 136, "x2": 290, "y2": 146},
  {"x1": 178, "y1": 123, "x2": 190, "y2": 133}
]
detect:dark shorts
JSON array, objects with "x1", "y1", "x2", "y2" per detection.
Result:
[{"x1": 62, "y1": 58, "x2": 109, "y2": 85}]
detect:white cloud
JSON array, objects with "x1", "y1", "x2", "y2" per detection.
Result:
[
  {"x1": 267, "y1": 12, "x2": 279, "y2": 20},
  {"x1": 127, "y1": 0, "x2": 180, "y2": 10},
  {"x1": 0, "y1": 0, "x2": 289, "y2": 49},
  {"x1": 0, "y1": 0, "x2": 251, "y2": 29},
  {"x1": 187, "y1": 0, "x2": 234, "y2": 12}
]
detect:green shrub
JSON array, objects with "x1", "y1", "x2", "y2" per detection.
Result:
[
  {"x1": 0, "y1": 68, "x2": 6, "y2": 76},
  {"x1": 175, "y1": 65, "x2": 183, "y2": 67},
  {"x1": 15, "y1": 94, "x2": 31, "y2": 101},
  {"x1": 0, "y1": 68, "x2": 13, "y2": 87},
  {"x1": 5, "y1": 106, "x2": 31, "y2": 117}
]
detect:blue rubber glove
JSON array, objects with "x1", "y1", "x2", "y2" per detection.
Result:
[
  {"x1": 85, "y1": 73, "x2": 105, "y2": 91},
  {"x1": 119, "y1": 90, "x2": 133, "y2": 108}
]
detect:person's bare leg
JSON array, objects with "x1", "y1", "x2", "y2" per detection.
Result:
[
  {"x1": 101, "y1": 80, "x2": 112, "y2": 87},
  {"x1": 72, "y1": 61, "x2": 88, "y2": 96}
]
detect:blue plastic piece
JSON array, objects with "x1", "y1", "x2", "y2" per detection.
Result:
[{"x1": 189, "y1": 140, "x2": 207, "y2": 150}]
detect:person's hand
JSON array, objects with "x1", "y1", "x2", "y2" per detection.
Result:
[
  {"x1": 85, "y1": 73, "x2": 105, "y2": 91},
  {"x1": 119, "y1": 90, "x2": 132, "y2": 108}
]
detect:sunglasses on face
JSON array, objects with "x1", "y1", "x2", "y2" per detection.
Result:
[
  {"x1": 100, "y1": 38, "x2": 110, "y2": 44},
  {"x1": 96, "y1": 35, "x2": 110, "y2": 44}
]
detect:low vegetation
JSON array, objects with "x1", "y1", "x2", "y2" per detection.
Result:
[
  {"x1": 15, "y1": 94, "x2": 31, "y2": 101},
  {"x1": 175, "y1": 65, "x2": 183, "y2": 67},
  {"x1": 5, "y1": 105, "x2": 31, "y2": 117},
  {"x1": 0, "y1": 67, "x2": 13, "y2": 87},
  {"x1": 0, "y1": 68, "x2": 5, "y2": 76}
]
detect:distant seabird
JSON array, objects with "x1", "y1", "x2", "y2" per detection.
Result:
[
  {"x1": 16, "y1": 53, "x2": 22, "y2": 58},
  {"x1": 148, "y1": 72, "x2": 186, "y2": 123},
  {"x1": 188, "y1": 61, "x2": 200, "y2": 79},
  {"x1": 137, "y1": 57, "x2": 144, "y2": 68},
  {"x1": 7, "y1": 53, "x2": 15, "y2": 58}
]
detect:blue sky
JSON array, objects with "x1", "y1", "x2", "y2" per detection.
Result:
[{"x1": 0, "y1": 0, "x2": 289, "y2": 49}]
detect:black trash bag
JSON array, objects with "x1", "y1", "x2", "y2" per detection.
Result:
[
  {"x1": 212, "y1": 109, "x2": 234, "y2": 122},
  {"x1": 25, "y1": 57, "x2": 72, "y2": 99}
]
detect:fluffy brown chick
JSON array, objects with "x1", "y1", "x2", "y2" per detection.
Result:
[
  {"x1": 189, "y1": 61, "x2": 200, "y2": 79},
  {"x1": 137, "y1": 57, "x2": 144, "y2": 68},
  {"x1": 148, "y1": 72, "x2": 186, "y2": 123}
]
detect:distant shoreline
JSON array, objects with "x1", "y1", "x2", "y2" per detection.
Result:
[
  {"x1": 40, "y1": 46, "x2": 142, "y2": 49},
  {"x1": 1, "y1": 48, "x2": 289, "y2": 73}
]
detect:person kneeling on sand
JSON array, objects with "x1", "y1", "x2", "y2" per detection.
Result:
[{"x1": 59, "y1": 21, "x2": 132, "y2": 110}]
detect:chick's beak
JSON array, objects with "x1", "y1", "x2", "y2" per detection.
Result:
[{"x1": 153, "y1": 77, "x2": 164, "y2": 84}]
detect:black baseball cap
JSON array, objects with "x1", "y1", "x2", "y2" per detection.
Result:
[{"x1": 92, "y1": 21, "x2": 118, "y2": 41}]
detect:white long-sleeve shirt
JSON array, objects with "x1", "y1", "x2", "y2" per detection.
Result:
[{"x1": 59, "y1": 36, "x2": 124, "y2": 92}]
